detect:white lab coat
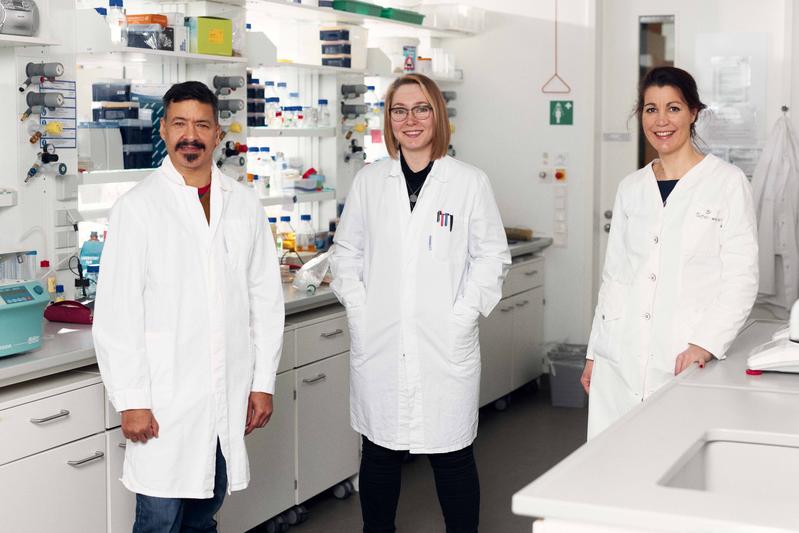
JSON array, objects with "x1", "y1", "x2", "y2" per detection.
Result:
[
  {"x1": 93, "y1": 156, "x2": 284, "y2": 498},
  {"x1": 330, "y1": 156, "x2": 510, "y2": 453},
  {"x1": 751, "y1": 116, "x2": 799, "y2": 316},
  {"x1": 586, "y1": 154, "x2": 758, "y2": 439}
]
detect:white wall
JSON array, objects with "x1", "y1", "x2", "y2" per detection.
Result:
[{"x1": 446, "y1": 1, "x2": 598, "y2": 345}]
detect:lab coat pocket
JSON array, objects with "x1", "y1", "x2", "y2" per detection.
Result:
[
  {"x1": 144, "y1": 332, "x2": 174, "y2": 406},
  {"x1": 593, "y1": 288, "x2": 625, "y2": 363},
  {"x1": 347, "y1": 306, "x2": 368, "y2": 363},
  {"x1": 224, "y1": 222, "x2": 251, "y2": 270},
  {"x1": 683, "y1": 203, "x2": 722, "y2": 257},
  {"x1": 429, "y1": 229, "x2": 453, "y2": 262},
  {"x1": 449, "y1": 311, "x2": 479, "y2": 364}
]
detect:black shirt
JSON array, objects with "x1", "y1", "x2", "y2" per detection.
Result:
[
  {"x1": 401, "y1": 152, "x2": 434, "y2": 211},
  {"x1": 657, "y1": 179, "x2": 679, "y2": 205}
]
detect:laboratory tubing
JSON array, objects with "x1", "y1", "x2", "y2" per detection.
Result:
[
  {"x1": 318, "y1": 99, "x2": 331, "y2": 127},
  {"x1": 278, "y1": 216, "x2": 296, "y2": 252},
  {"x1": 107, "y1": 0, "x2": 128, "y2": 46},
  {"x1": 296, "y1": 214, "x2": 316, "y2": 252}
]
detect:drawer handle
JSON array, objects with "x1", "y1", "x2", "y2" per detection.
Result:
[
  {"x1": 516, "y1": 300, "x2": 530, "y2": 307},
  {"x1": 67, "y1": 451, "x2": 104, "y2": 467},
  {"x1": 320, "y1": 329, "x2": 344, "y2": 338},
  {"x1": 302, "y1": 373, "x2": 327, "y2": 384},
  {"x1": 118, "y1": 442, "x2": 127, "y2": 449},
  {"x1": 524, "y1": 270, "x2": 539, "y2": 276},
  {"x1": 30, "y1": 409, "x2": 70, "y2": 424}
]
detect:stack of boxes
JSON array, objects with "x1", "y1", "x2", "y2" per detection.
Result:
[
  {"x1": 246, "y1": 75, "x2": 266, "y2": 127},
  {"x1": 89, "y1": 81, "x2": 153, "y2": 170},
  {"x1": 319, "y1": 24, "x2": 367, "y2": 69}
]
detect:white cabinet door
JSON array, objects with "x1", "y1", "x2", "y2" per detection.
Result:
[
  {"x1": 478, "y1": 301, "x2": 514, "y2": 407},
  {"x1": 511, "y1": 287, "x2": 546, "y2": 389},
  {"x1": 0, "y1": 433, "x2": 107, "y2": 533},
  {"x1": 295, "y1": 352, "x2": 359, "y2": 503},
  {"x1": 218, "y1": 370, "x2": 297, "y2": 532},
  {"x1": 107, "y1": 428, "x2": 135, "y2": 533}
]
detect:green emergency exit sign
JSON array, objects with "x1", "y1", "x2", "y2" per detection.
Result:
[{"x1": 550, "y1": 100, "x2": 574, "y2": 125}]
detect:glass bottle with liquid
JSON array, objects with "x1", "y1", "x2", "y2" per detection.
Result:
[
  {"x1": 295, "y1": 214, "x2": 317, "y2": 252},
  {"x1": 277, "y1": 216, "x2": 295, "y2": 251},
  {"x1": 86, "y1": 265, "x2": 100, "y2": 299},
  {"x1": 107, "y1": 0, "x2": 128, "y2": 45},
  {"x1": 318, "y1": 99, "x2": 331, "y2": 127}
]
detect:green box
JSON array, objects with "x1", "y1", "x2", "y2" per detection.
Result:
[
  {"x1": 186, "y1": 16, "x2": 232, "y2": 56},
  {"x1": 332, "y1": 0, "x2": 383, "y2": 17},
  {"x1": 380, "y1": 8, "x2": 425, "y2": 25}
]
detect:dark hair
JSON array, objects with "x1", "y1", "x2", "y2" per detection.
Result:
[
  {"x1": 635, "y1": 66, "x2": 707, "y2": 141},
  {"x1": 162, "y1": 81, "x2": 218, "y2": 121}
]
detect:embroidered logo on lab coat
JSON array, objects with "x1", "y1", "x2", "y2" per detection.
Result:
[
  {"x1": 695, "y1": 208, "x2": 722, "y2": 223},
  {"x1": 436, "y1": 210, "x2": 454, "y2": 232}
]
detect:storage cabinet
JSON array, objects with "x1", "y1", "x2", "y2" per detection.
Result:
[
  {"x1": 295, "y1": 351, "x2": 359, "y2": 503},
  {"x1": 106, "y1": 428, "x2": 135, "y2": 533},
  {"x1": 218, "y1": 370, "x2": 297, "y2": 532},
  {"x1": 0, "y1": 433, "x2": 107, "y2": 533},
  {"x1": 478, "y1": 257, "x2": 546, "y2": 407}
]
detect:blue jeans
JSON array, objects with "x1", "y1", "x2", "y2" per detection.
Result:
[{"x1": 132, "y1": 441, "x2": 227, "y2": 533}]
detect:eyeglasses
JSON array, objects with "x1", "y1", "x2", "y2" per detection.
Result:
[{"x1": 389, "y1": 104, "x2": 433, "y2": 122}]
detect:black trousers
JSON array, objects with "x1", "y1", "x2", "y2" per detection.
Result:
[{"x1": 359, "y1": 436, "x2": 480, "y2": 533}]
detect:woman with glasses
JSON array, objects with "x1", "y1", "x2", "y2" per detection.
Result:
[{"x1": 331, "y1": 74, "x2": 511, "y2": 532}]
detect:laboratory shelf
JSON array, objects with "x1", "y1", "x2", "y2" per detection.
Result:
[
  {"x1": 273, "y1": 61, "x2": 367, "y2": 75},
  {"x1": 366, "y1": 72, "x2": 464, "y2": 83},
  {"x1": 79, "y1": 169, "x2": 151, "y2": 186},
  {"x1": 0, "y1": 35, "x2": 60, "y2": 47},
  {"x1": 260, "y1": 190, "x2": 336, "y2": 206},
  {"x1": 250, "y1": 0, "x2": 475, "y2": 39},
  {"x1": 248, "y1": 127, "x2": 337, "y2": 138},
  {"x1": 77, "y1": 47, "x2": 249, "y2": 65}
]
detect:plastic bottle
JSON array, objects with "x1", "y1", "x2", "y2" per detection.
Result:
[
  {"x1": 278, "y1": 216, "x2": 295, "y2": 252},
  {"x1": 365, "y1": 85, "x2": 376, "y2": 105},
  {"x1": 252, "y1": 175, "x2": 263, "y2": 196},
  {"x1": 258, "y1": 147, "x2": 272, "y2": 190},
  {"x1": 86, "y1": 265, "x2": 100, "y2": 299},
  {"x1": 295, "y1": 214, "x2": 317, "y2": 252},
  {"x1": 265, "y1": 81, "x2": 277, "y2": 100},
  {"x1": 267, "y1": 216, "x2": 279, "y2": 246},
  {"x1": 318, "y1": 99, "x2": 331, "y2": 127},
  {"x1": 267, "y1": 98, "x2": 282, "y2": 128},
  {"x1": 55, "y1": 284, "x2": 65, "y2": 302},
  {"x1": 247, "y1": 146, "x2": 260, "y2": 173},
  {"x1": 107, "y1": 0, "x2": 128, "y2": 46},
  {"x1": 295, "y1": 106, "x2": 305, "y2": 128},
  {"x1": 276, "y1": 82, "x2": 288, "y2": 104},
  {"x1": 39, "y1": 260, "x2": 57, "y2": 299},
  {"x1": 289, "y1": 91, "x2": 300, "y2": 109},
  {"x1": 282, "y1": 106, "x2": 295, "y2": 128},
  {"x1": 79, "y1": 232, "x2": 104, "y2": 270}
]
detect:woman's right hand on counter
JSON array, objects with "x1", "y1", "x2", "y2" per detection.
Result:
[{"x1": 580, "y1": 360, "x2": 594, "y2": 394}]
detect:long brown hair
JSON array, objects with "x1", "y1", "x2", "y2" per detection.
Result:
[{"x1": 383, "y1": 74, "x2": 451, "y2": 161}]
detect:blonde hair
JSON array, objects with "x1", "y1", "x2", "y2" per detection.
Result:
[{"x1": 383, "y1": 74, "x2": 451, "y2": 161}]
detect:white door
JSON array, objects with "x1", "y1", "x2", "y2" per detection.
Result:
[
  {"x1": 597, "y1": 0, "x2": 788, "y2": 292},
  {"x1": 107, "y1": 428, "x2": 135, "y2": 533},
  {"x1": 511, "y1": 287, "x2": 546, "y2": 390},
  {"x1": 0, "y1": 433, "x2": 107, "y2": 533},
  {"x1": 295, "y1": 352, "x2": 359, "y2": 503},
  {"x1": 218, "y1": 370, "x2": 297, "y2": 532},
  {"x1": 478, "y1": 301, "x2": 514, "y2": 406}
]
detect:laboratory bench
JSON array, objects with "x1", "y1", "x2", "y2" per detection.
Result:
[
  {"x1": 0, "y1": 237, "x2": 552, "y2": 532},
  {"x1": 512, "y1": 319, "x2": 799, "y2": 533}
]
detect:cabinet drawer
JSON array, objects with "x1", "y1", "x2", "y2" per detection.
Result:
[
  {"x1": 278, "y1": 330, "x2": 296, "y2": 374},
  {"x1": 105, "y1": 389, "x2": 121, "y2": 430},
  {"x1": 0, "y1": 432, "x2": 107, "y2": 533},
  {"x1": 296, "y1": 315, "x2": 351, "y2": 367},
  {"x1": 0, "y1": 383, "x2": 105, "y2": 465},
  {"x1": 503, "y1": 258, "x2": 544, "y2": 297}
]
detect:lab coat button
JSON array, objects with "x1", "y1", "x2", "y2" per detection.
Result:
[
  {"x1": 653, "y1": 236, "x2": 659, "y2": 244},
  {"x1": 643, "y1": 312, "x2": 651, "y2": 320},
  {"x1": 649, "y1": 273, "x2": 656, "y2": 282}
]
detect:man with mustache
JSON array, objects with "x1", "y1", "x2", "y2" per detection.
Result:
[{"x1": 93, "y1": 81, "x2": 284, "y2": 532}]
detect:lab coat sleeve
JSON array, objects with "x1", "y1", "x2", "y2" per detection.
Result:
[
  {"x1": 92, "y1": 196, "x2": 151, "y2": 412},
  {"x1": 688, "y1": 173, "x2": 759, "y2": 358},
  {"x1": 585, "y1": 183, "x2": 629, "y2": 361},
  {"x1": 452, "y1": 174, "x2": 511, "y2": 318},
  {"x1": 330, "y1": 175, "x2": 367, "y2": 309},
  {"x1": 248, "y1": 197, "x2": 285, "y2": 394}
]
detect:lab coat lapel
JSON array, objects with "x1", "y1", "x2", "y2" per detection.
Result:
[
  {"x1": 403, "y1": 158, "x2": 447, "y2": 250},
  {"x1": 160, "y1": 156, "x2": 214, "y2": 253},
  {"x1": 208, "y1": 165, "x2": 228, "y2": 243}
]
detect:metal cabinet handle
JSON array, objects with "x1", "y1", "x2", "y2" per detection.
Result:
[
  {"x1": 118, "y1": 442, "x2": 127, "y2": 449},
  {"x1": 524, "y1": 270, "x2": 539, "y2": 276},
  {"x1": 67, "y1": 451, "x2": 104, "y2": 467},
  {"x1": 516, "y1": 300, "x2": 530, "y2": 307},
  {"x1": 320, "y1": 329, "x2": 343, "y2": 338},
  {"x1": 30, "y1": 409, "x2": 70, "y2": 424},
  {"x1": 302, "y1": 373, "x2": 327, "y2": 384}
]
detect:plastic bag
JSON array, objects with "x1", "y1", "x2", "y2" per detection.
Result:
[{"x1": 292, "y1": 245, "x2": 335, "y2": 295}]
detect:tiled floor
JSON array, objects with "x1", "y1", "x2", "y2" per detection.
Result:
[{"x1": 288, "y1": 384, "x2": 588, "y2": 533}]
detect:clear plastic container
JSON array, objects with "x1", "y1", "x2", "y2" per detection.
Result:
[
  {"x1": 278, "y1": 216, "x2": 295, "y2": 252},
  {"x1": 258, "y1": 147, "x2": 271, "y2": 179},
  {"x1": 296, "y1": 214, "x2": 317, "y2": 252},
  {"x1": 107, "y1": 0, "x2": 128, "y2": 46},
  {"x1": 365, "y1": 85, "x2": 376, "y2": 105},
  {"x1": 304, "y1": 106, "x2": 319, "y2": 128},
  {"x1": 247, "y1": 146, "x2": 260, "y2": 173},
  {"x1": 267, "y1": 98, "x2": 282, "y2": 128},
  {"x1": 282, "y1": 106, "x2": 295, "y2": 128},
  {"x1": 86, "y1": 265, "x2": 100, "y2": 299},
  {"x1": 318, "y1": 99, "x2": 331, "y2": 127}
]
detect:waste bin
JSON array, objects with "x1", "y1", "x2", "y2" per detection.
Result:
[{"x1": 547, "y1": 344, "x2": 588, "y2": 408}]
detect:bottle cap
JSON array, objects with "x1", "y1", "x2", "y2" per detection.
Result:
[
  {"x1": 268, "y1": 217, "x2": 277, "y2": 223},
  {"x1": 88, "y1": 265, "x2": 100, "y2": 273},
  {"x1": 245, "y1": 23, "x2": 252, "y2": 29},
  {"x1": 40, "y1": 260, "x2": 50, "y2": 268},
  {"x1": 265, "y1": 81, "x2": 275, "y2": 86},
  {"x1": 95, "y1": 7, "x2": 107, "y2": 15},
  {"x1": 301, "y1": 214, "x2": 311, "y2": 221},
  {"x1": 318, "y1": 99, "x2": 328, "y2": 105},
  {"x1": 367, "y1": 85, "x2": 375, "y2": 91},
  {"x1": 55, "y1": 284, "x2": 64, "y2": 292},
  {"x1": 248, "y1": 146, "x2": 259, "y2": 152},
  {"x1": 280, "y1": 216, "x2": 291, "y2": 222},
  {"x1": 259, "y1": 147, "x2": 270, "y2": 152}
]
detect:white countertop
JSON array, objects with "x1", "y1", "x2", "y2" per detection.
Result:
[{"x1": 512, "y1": 319, "x2": 799, "y2": 533}]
